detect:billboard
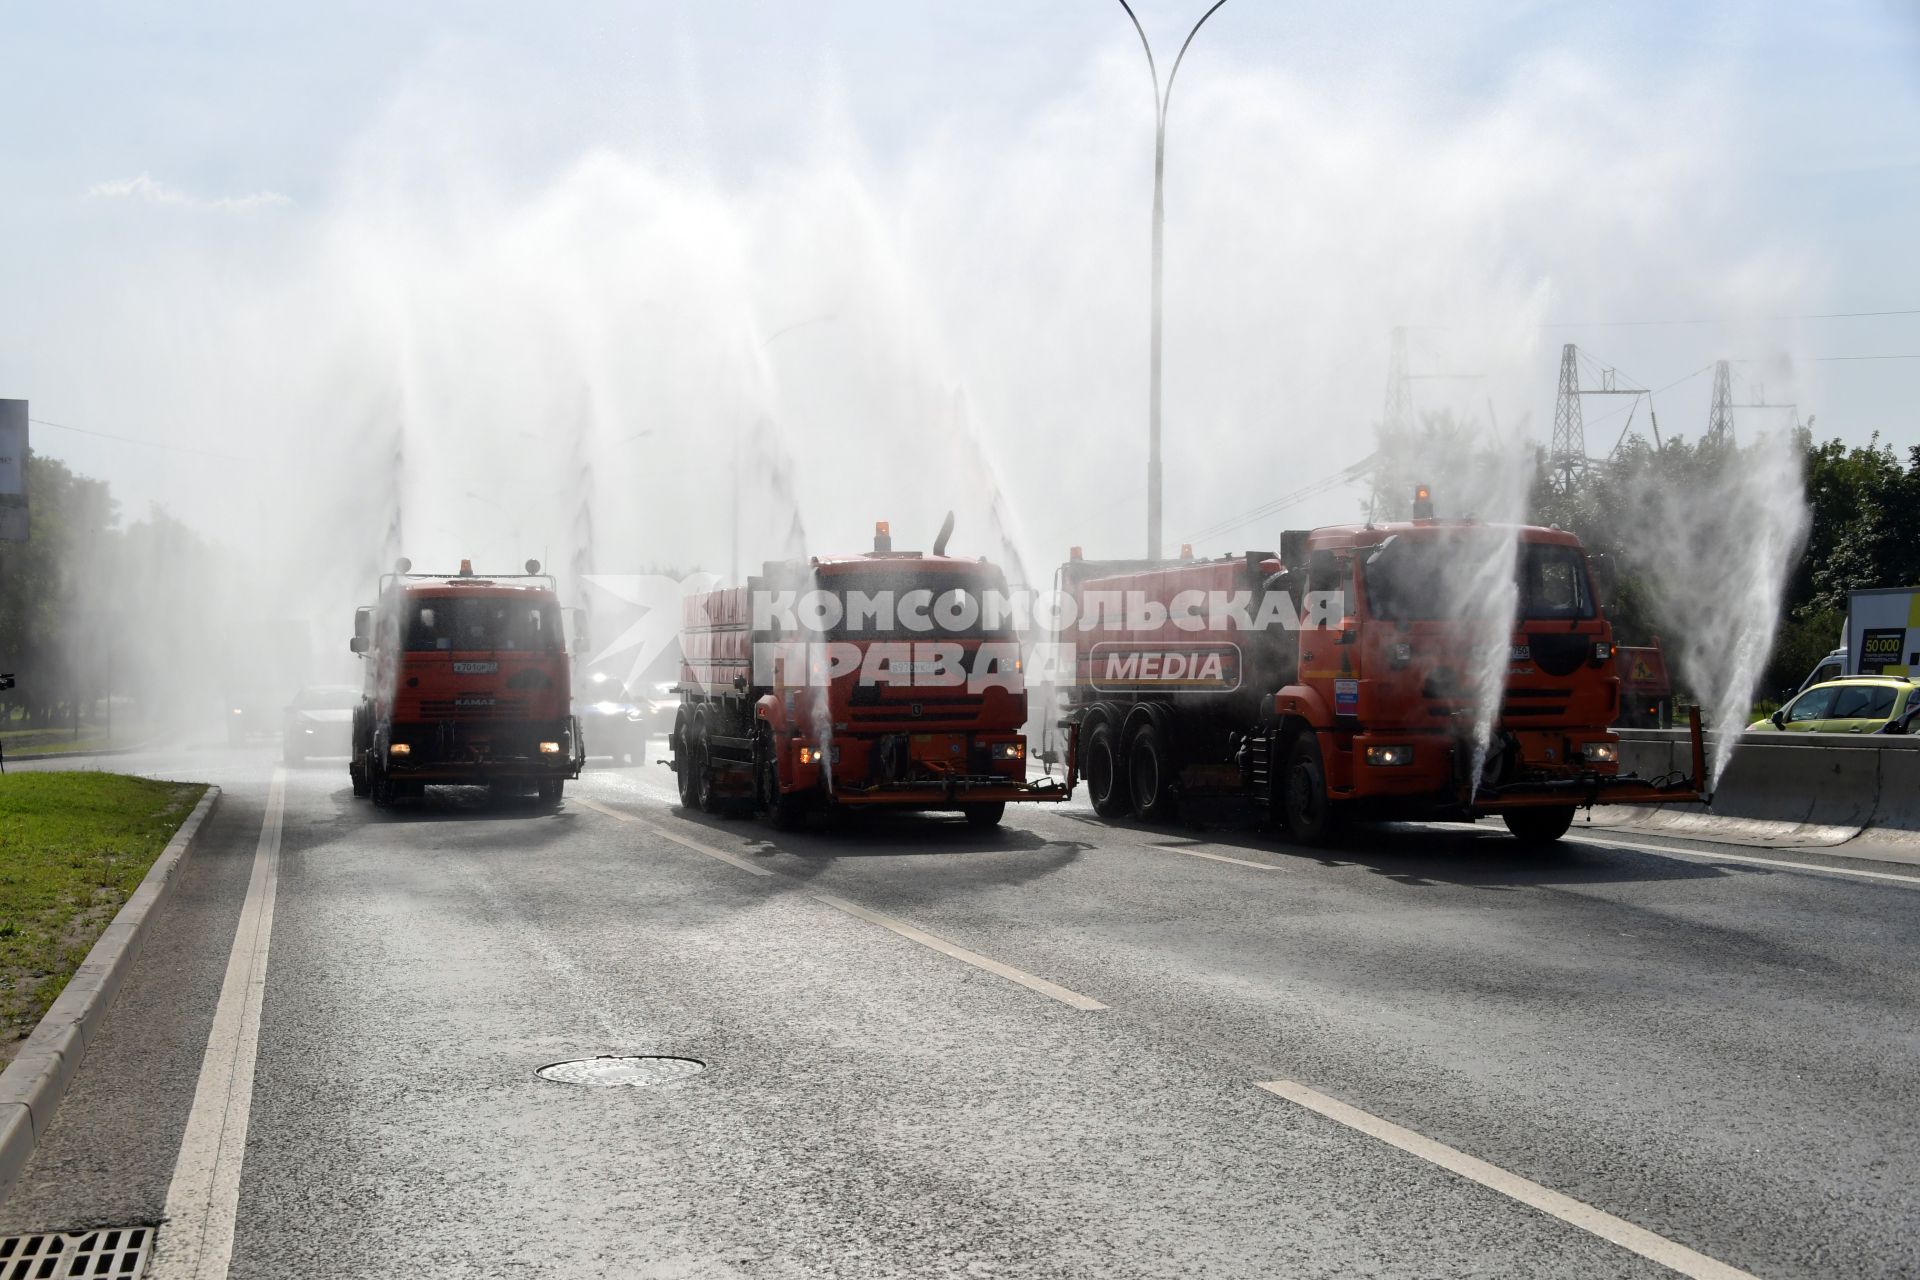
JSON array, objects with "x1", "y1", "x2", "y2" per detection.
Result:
[
  {"x1": 0, "y1": 400, "x2": 25, "y2": 543},
  {"x1": 1846, "y1": 587, "x2": 1920, "y2": 676}
]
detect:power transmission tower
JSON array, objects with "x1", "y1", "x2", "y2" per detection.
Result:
[
  {"x1": 1706, "y1": 359, "x2": 1734, "y2": 444},
  {"x1": 1382, "y1": 326, "x2": 1412, "y2": 433},
  {"x1": 1368, "y1": 327, "x2": 1414, "y2": 520},
  {"x1": 1550, "y1": 343, "x2": 1586, "y2": 490}
]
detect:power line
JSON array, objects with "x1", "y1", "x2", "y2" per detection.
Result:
[
  {"x1": 1537, "y1": 308, "x2": 1920, "y2": 329},
  {"x1": 1184, "y1": 455, "x2": 1378, "y2": 546},
  {"x1": 27, "y1": 417, "x2": 258, "y2": 463},
  {"x1": 1812, "y1": 353, "x2": 1920, "y2": 361}
]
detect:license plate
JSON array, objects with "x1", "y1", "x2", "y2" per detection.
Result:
[
  {"x1": 453, "y1": 661, "x2": 498, "y2": 675},
  {"x1": 1510, "y1": 645, "x2": 1531, "y2": 662}
]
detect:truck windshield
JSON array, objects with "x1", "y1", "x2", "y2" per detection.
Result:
[
  {"x1": 404, "y1": 598, "x2": 563, "y2": 652},
  {"x1": 1364, "y1": 536, "x2": 1595, "y2": 621}
]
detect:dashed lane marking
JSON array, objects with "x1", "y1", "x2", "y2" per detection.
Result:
[
  {"x1": 1571, "y1": 833, "x2": 1920, "y2": 887},
  {"x1": 576, "y1": 797, "x2": 774, "y2": 877},
  {"x1": 809, "y1": 892, "x2": 1108, "y2": 1011},
  {"x1": 152, "y1": 769, "x2": 286, "y2": 1280},
  {"x1": 1148, "y1": 843, "x2": 1285, "y2": 871},
  {"x1": 1254, "y1": 1079, "x2": 1758, "y2": 1280},
  {"x1": 581, "y1": 795, "x2": 1105, "y2": 1010}
]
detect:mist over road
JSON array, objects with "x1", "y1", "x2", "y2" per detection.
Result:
[{"x1": 3, "y1": 737, "x2": 1916, "y2": 1278}]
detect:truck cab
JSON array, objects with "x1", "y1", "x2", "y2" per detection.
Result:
[
  {"x1": 1059, "y1": 500, "x2": 1705, "y2": 847},
  {"x1": 673, "y1": 518, "x2": 1069, "y2": 828},
  {"x1": 349, "y1": 559, "x2": 586, "y2": 806}
]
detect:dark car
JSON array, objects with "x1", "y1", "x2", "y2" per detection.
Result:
[
  {"x1": 283, "y1": 684, "x2": 362, "y2": 765},
  {"x1": 573, "y1": 671, "x2": 645, "y2": 766}
]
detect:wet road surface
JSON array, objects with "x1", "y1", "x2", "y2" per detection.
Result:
[{"x1": 3, "y1": 738, "x2": 1916, "y2": 1278}]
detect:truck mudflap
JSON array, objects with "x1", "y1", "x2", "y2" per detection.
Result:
[{"x1": 1470, "y1": 706, "x2": 1710, "y2": 812}]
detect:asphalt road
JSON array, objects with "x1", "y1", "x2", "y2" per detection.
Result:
[{"x1": 3, "y1": 735, "x2": 1917, "y2": 1278}]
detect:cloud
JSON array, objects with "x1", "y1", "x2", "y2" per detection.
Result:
[{"x1": 86, "y1": 172, "x2": 291, "y2": 212}]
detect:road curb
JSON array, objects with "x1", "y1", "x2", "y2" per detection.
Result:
[
  {"x1": 0, "y1": 784, "x2": 221, "y2": 1195},
  {"x1": 2, "y1": 735, "x2": 174, "y2": 764}
]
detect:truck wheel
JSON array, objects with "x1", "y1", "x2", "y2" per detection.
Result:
[
  {"x1": 349, "y1": 759, "x2": 371, "y2": 798},
  {"x1": 1282, "y1": 733, "x2": 1343, "y2": 847},
  {"x1": 370, "y1": 766, "x2": 397, "y2": 809},
  {"x1": 538, "y1": 780, "x2": 565, "y2": 806},
  {"x1": 689, "y1": 712, "x2": 720, "y2": 814},
  {"x1": 1084, "y1": 721, "x2": 1128, "y2": 819},
  {"x1": 963, "y1": 802, "x2": 1006, "y2": 828},
  {"x1": 674, "y1": 713, "x2": 699, "y2": 808},
  {"x1": 1127, "y1": 722, "x2": 1177, "y2": 822},
  {"x1": 1502, "y1": 805, "x2": 1575, "y2": 846},
  {"x1": 756, "y1": 737, "x2": 806, "y2": 831}
]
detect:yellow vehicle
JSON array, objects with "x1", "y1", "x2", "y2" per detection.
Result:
[{"x1": 1752, "y1": 676, "x2": 1920, "y2": 735}]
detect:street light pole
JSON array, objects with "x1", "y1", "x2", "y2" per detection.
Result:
[{"x1": 1116, "y1": 0, "x2": 1229, "y2": 559}]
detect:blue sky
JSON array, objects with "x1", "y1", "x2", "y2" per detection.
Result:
[{"x1": 1, "y1": 1, "x2": 1917, "y2": 565}]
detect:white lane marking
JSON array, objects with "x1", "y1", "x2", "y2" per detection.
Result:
[
  {"x1": 809, "y1": 892, "x2": 1108, "y2": 1011},
  {"x1": 1255, "y1": 1079, "x2": 1757, "y2": 1280},
  {"x1": 576, "y1": 797, "x2": 774, "y2": 877},
  {"x1": 1571, "y1": 833, "x2": 1920, "y2": 887},
  {"x1": 581, "y1": 794, "x2": 1105, "y2": 1010},
  {"x1": 153, "y1": 769, "x2": 286, "y2": 1280},
  {"x1": 1150, "y1": 843, "x2": 1284, "y2": 871}
]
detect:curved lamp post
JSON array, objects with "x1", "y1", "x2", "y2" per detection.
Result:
[{"x1": 1115, "y1": 0, "x2": 1229, "y2": 558}]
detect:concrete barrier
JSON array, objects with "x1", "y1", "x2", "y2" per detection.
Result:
[{"x1": 1594, "y1": 728, "x2": 1920, "y2": 855}]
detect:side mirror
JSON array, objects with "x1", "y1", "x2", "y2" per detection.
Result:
[
  {"x1": 567, "y1": 607, "x2": 591, "y2": 657},
  {"x1": 1770, "y1": 709, "x2": 1785, "y2": 728},
  {"x1": 349, "y1": 636, "x2": 369, "y2": 655}
]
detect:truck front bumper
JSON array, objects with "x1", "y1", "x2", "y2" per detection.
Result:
[
  {"x1": 1340, "y1": 707, "x2": 1709, "y2": 815},
  {"x1": 379, "y1": 717, "x2": 586, "y2": 783}
]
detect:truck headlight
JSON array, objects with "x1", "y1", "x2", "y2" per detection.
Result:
[
  {"x1": 990, "y1": 741, "x2": 1025, "y2": 761},
  {"x1": 388, "y1": 742, "x2": 411, "y2": 756},
  {"x1": 1364, "y1": 744, "x2": 1413, "y2": 766},
  {"x1": 538, "y1": 741, "x2": 562, "y2": 754},
  {"x1": 1582, "y1": 742, "x2": 1618, "y2": 763},
  {"x1": 800, "y1": 745, "x2": 840, "y2": 765}
]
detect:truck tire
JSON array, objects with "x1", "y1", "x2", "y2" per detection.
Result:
[
  {"x1": 1282, "y1": 732, "x2": 1343, "y2": 847},
  {"x1": 349, "y1": 758, "x2": 371, "y2": 798},
  {"x1": 690, "y1": 711, "x2": 721, "y2": 815},
  {"x1": 538, "y1": 779, "x2": 565, "y2": 806},
  {"x1": 1084, "y1": 720, "x2": 1128, "y2": 819},
  {"x1": 756, "y1": 733, "x2": 807, "y2": 831},
  {"x1": 370, "y1": 765, "x2": 397, "y2": 809},
  {"x1": 1127, "y1": 722, "x2": 1177, "y2": 822},
  {"x1": 964, "y1": 801, "x2": 1006, "y2": 828},
  {"x1": 1502, "y1": 805, "x2": 1575, "y2": 846},
  {"x1": 674, "y1": 712, "x2": 699, "y2": 809}
]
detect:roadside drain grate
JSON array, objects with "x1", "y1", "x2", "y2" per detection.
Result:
[
  {"x1": 0, "y1": 1227, "x2": 152, "y2": 1278},
  {"x1": 537, "y1": 1055, "x2": 705, "y2": 1087}
]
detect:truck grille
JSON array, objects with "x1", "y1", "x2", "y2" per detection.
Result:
[{"x1": 418, "y1": 696, "x2": 531, "y2": 718}]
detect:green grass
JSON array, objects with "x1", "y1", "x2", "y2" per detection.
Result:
[
  {"x1": 0, "y1": 773, "x2": 207, "y2": 1058},
  {"x1": 0, "y1": 727, "x2": 119, "y2": 757}
]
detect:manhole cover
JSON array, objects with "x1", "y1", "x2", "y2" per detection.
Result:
[
  {"x1": 537, "y1": 1055, "x2": 705, "y2": 1087},
  {"x1": 0, "y1": 1226, "x2": 152, "y2": 1277}
]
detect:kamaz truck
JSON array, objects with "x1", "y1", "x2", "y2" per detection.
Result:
[
  {"x1": 1057, "y1": 492, "x2": 1706, "y2": 846},
  {"x1": 348, "y1": 558, "x2": 585, "y2": 806},
  {"x1": 669, "y1": 516, "x2": 1070, "y2": 828}
]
